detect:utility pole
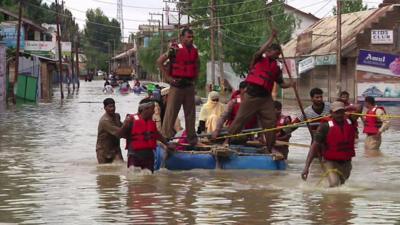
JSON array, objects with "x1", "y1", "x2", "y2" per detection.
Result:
[
  {"x1": 56, "y1": 0, "x2": 64, "y2": 99},
  {"x1": 71, "y1": 42, "x2": 75, "y2": 91},
  {"x1": 10, "y1": 0, "x2": 23, "y2": 104},
  {"x1": 217, "y1": 18, "x2": 225, "y2": 94},
  {"x1": 210, "y1": 0, "x2": 216, "y2": 87},
  {"x1": 150, "y1": 12, "x2": 164, "y2": 53},
  {"x1": 336, "y1": 0, "x2": 342, "y2": 97},
  {"x1": 75, "y1": 35, "x2": 80, "y2": 89}
]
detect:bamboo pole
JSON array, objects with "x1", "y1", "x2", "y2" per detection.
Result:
[
  {"x1": 266, "y1": 16, "x2": 313, "y2": 137},
  {"x1": 55, "y1": 0, "x2": 64, "y2": 99},
  {"x1": 10, "y1": 0, "x2": 23, "y2": 104}
]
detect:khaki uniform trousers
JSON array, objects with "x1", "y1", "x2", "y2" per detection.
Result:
[
  {"x1": 162, "y1": 85, "x2": 197, "y2": 145},
  {"x1": 364, "y1": 134, "x2": 382, "y2": 151},
  {"x1": 228, "y1": 93, "x2": 276, "y2": 150}
]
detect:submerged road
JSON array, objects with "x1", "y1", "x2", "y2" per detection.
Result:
[{"x1": 1, "y1": 80, "x2": 400, "y2": 224}]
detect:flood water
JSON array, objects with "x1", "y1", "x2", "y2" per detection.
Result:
[{"x1": 1, "y1": 80, "x2": 400, "y2": 224}]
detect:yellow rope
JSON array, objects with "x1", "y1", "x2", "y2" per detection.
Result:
[
  {"x1": 216, "y1": 115, "x2": 329, "y2": 140},
  {"x1": 316, "y1": 161, "x2": 345, "y2": 187},
  {"x1": 348, "y1": 112, "x2": 399, "y2": 119}
]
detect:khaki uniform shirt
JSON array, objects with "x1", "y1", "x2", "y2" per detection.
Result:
[{"x1": 96, "y1": 113, "x2": 122, "y2": 155}]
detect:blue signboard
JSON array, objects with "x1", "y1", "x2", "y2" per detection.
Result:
[
  {"x1": 356, "y1": 49, "x2": 400, "y2": 76},
  {"x1": 0, "y1": 25, "x2": 25, "y2": 49}
]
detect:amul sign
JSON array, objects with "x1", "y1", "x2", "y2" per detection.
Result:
[{"x1": 371, "y1": 29, "x2": 393, "y2": 44}]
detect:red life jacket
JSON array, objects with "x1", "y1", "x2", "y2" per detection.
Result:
[
  {"x1": 226, "y1": 95, "x2": 258, "y2": 129},
  {"x1": 324, "y1": 118, "x2": 356, "y2": 161},
  {"x1": 129, "y1": 114, "x2": 158, "y2": 152},
  {"x1": 171, "y1": 44, "x2": 198, "y2": 79},
  {"x1": 245, "y1": 56, "x2": 280, "y2": 92},
  {"x1": 363, "y1": 106, "x2": 385, "y2": 135},
  {"x1": 276, "y1": 115, "x2": 291, "y2": 141}
]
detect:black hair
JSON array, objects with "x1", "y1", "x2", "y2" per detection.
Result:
[
  {"x1": 273, "y1": 100, "x2": 282, "y2": 110},
  {"x1": 239, "y1": 81, "x2": 247, "y2": 89},
  {"x1": 365, "y1": 96, "x2": 375, "y2": 105},
  {"x1": 181, "y1": 28, "x2": 193, "y2": 37},
  {"x1": 340, "y1": 91, "x2": 350, "y2": 97},
  {"x1": 310, "y1": 88, "x2": 323, "y2": 97},
  {"x1": 268, "y1": 43, "x2": 282, "y2": 52},
  {"x1": 103, "y1": 98, "x2": 115, "y2": 107}
]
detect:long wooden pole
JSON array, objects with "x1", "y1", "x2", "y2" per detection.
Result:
[
  {"x1": 11, "y1": 0, "x2": 23, "y2": 104},
  {"x1": 75, "y1": 35, "x2": 80, "y2": 89},
  {"x1": 336, "y1": 0, "x2": 342, "y2": 98},
  {"x1": 217, "y1": 18, "x2": 225, "y2": 94},
  {"x1": 55, "y1": 0, "x2": 64, "y2": 99},
  {"x1": 210, "y1": 0, "x2": 216, "y2": 87},
  {"x1": 267, "y1": 18, "x2": 313, "y2": 137}
]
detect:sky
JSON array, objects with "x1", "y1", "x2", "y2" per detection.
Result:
[{"x1": 60, "y1": 0, "x2": 382, "y2": 39}]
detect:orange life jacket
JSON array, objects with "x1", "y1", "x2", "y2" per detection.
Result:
[
  {"x1": 129, "y1": 114, "x2": 158, "y2": 152},
  {"x1": 245, "y1": 56, "x2": 280, "y2": 92},
  {"x1": 170, "y1": 44, "x2": 198, "y2": 79},
  {"x1": 324, "y1": 118, "x2": 356, "y2": 161},
  {"x1": 363, "y1": 106, "x2": 385, "y2": 135}
]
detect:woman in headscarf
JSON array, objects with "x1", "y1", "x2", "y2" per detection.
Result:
[{"x1": 197, "y1": 91, "x2": 225, "y2": 133}]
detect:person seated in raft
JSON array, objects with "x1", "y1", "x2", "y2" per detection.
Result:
[
  {"x1": 197, "y1": 91, "x2": 225, "y2": 134},
  {"x1": 302, "y1": 101, "x2": 359, "y2": 187},
  {"x1": 272, "y1": 100, "x2": 292, "y2": 160},
  {"x1": 120, "y1": 98, "x2": 175, "y2": 173},
  {"x1": 211, "y1": 81, "x2": 258, "y2": 144},
  {"x1": 96, "y1": 98, "x2": 124, "y2": 164}
]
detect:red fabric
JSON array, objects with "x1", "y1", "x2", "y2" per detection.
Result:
[
  {"x1": 230, "y1": 90, "x2": 241, "y2": 100},
  {"x1": 129, "y1": 114, "x2": 158, "y2": 151},
  {"x1": 324, "y1": 118, "x2": 356, "y2": 161},
  {"x1": 226, "y1": 95, "x2": 258, "y2": 129},
  {"x1": 245, "y1": 57, "x2": 280, "y2": 92},
  {"x1": 276, "y1": 115, "x2": 291, "y2": 142},
  {"x1": 176, "y1": 130, "x2": 188, "y2": 151},
  {"x1": 171, "y1": 44, "x2": 199, "y2": 78},
  {"x1": 127, "y1": 154, "x2": 154, "y2": 172},
  {"x1": 363, "y1": 106, "x2": 385, "y2": 135}
]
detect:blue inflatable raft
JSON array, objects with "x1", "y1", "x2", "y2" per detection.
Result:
[{"x1": 154, "y1": 145, "x2": 286, "y2": 171}]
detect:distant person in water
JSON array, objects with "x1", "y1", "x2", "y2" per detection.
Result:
[{"x1": 96, "y1": 98, "x2": 124, "y2": 164}]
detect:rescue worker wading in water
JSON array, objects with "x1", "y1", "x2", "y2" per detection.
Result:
[
  {"x1": 302, "y1": 101, "x2": 358, "y2": 187},
  {"x1": 122, "y1": 98, "x2": 175, "y2": 173},
  {"x1": 226, "y1": 30, "x2": 293, "y2": 156}
]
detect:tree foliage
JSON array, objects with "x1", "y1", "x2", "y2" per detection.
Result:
[
  {"x1": 183, "y1": 0, "x2": 295, "y2": 77},
  {"x1": 138, "y1": 35, "x2": 162, "y2": 75},
  {"x1": 83, "y1": 8, "x2": 122, "y2": 71},
  {"x1": 333, "y1": 0, "x2": 367, "y2": 15}
]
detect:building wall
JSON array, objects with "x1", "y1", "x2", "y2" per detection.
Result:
[{"x1": 285, "y1": 8, "x2": 318, "y2": 39}]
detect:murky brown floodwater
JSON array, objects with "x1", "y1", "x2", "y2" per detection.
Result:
[{"x1": 1, "y1": 80, "x2": 400, "y2": 224}]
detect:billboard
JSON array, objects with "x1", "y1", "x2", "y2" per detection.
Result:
[
  {"x1": 0, "y1": 24, "x2": 25, "y2": 49},
  {"x1": 24, "y1": 41, "x2": 72, "y2": 58},
  {"x1": 356, "y1": 49, "x2": 400, "y2": 102}
]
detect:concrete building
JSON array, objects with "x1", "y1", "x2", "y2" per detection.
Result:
[{"x1": 282, "y1": 3, "x2": 400, "y2": 103}]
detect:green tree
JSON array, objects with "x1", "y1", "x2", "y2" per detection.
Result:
[
  {"x1": 83, "y1": 8, "x2": 122, "y2": 71},
  {"x1": 184, "y1": 0, "x2": 296, "y2": 79},
  {"x1": 138, "y1": 35, "x2": 161, "y2": 75},
  {"x1": 333, "y1": 0, "x2": 367, "y2": 15}
]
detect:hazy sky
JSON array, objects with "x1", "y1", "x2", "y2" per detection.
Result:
[{"x1": 58, "y1": 0, "x2": 381, "y2": 37}]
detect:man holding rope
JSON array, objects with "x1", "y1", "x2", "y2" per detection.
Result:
[
  {"x1": 302, "y1": 101, "x2": 358, "y2": 187},
  {"x1": 226, "y1": 30, "x2": 293, "y2": 155}
]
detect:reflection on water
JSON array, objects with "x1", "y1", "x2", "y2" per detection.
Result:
[{"x1": 1, "y1": 81, "x2": 400, "y2": 224}]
